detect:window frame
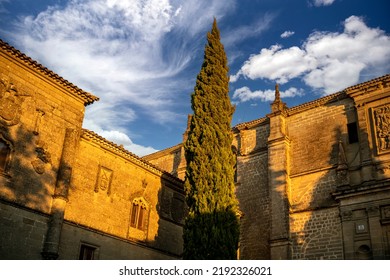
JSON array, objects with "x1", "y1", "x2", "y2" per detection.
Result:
[
  {"x1": 78, "y1": 243, "x2": 99, "y2": 260},
  {"x1": 129, "y1": 198, "x2": 148, "y2": 231}
]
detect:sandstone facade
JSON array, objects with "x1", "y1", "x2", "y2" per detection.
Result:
[
  {"x1": 2, "y1": 39, "x2": 390, "y2": 260},
  {"x1": 145, "y1": 76, "x2": 390, "y2": 260},
  {"x1": 0, "y1": 40, "x2": 184, "y2": 260}
]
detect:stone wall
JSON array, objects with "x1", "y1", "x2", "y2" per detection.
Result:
[
  {"x1": 290, "y1": 207, "x2": 343, "y2": 259},
  {"x1": 236, "y1": 152, "x2": 270, "y2": 259},
  {"x1": 146, "y1": 75, "x2": 390, "y2": 259},
  {"x1": 0, "y1": 40, "x2": 184, "y2": 260},
  {"x1": 0, "y1": 42, "x2": 90, "y2": 215},
  {"x1": 67, "y1": 130, "x2": 184, "y2": 257},
  {"x1": 58, "y1": 222, "x2": 179, "y2": 260},
  {"x1": 0, "y1": 202, "x2": 49, "y2": 259}
]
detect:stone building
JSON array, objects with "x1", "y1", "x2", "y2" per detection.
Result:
[
  {"x1": 0, "y1": 39, "x2": 185, "y2": 260},
  {"x1": 145, "y1": 75, "x2": 390, "y2": 260},
  {"x1": 1, "y1": 39, "x2": 390, "y2": 260}
]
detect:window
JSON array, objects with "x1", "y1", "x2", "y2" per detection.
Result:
[
  {"x1": 130, "y1": 198, "x2": 148, "y2": 230},
  {"x1": 79, "y1": 244, "x2": 97, "y2": 260},
  {"x1": 0, "y1": 139, "x2": 11, "y2": 173},
  {"x1": 347, "y1": 122, "x2": 359, "y2": 144}
]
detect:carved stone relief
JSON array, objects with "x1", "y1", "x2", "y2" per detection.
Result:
[
  {"x1": 0, "y1": 78, "x2": 28, "y2": 126},
  {"x1": 94, "y1": 165, "x2": 113, "y2": 195},
  {"x1": 373, "y1": 104, "x2": 390, "y2": 154},
  {"x1": 381, "y1": 205, "x2": 390, "y2": 224},
  {"x1": 31, "y1": 139, "x2": 52, "y2": 174},
  {"x1": 33, "y1": 109, "x2": 45, "y2": 135}
]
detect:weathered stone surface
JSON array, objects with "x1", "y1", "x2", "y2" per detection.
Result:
[
  {"x1": 0, "y1": 40, "x2": 184, "y2": 260},
  {"x1": 148, "y1": 75, "x2": 390, "y2": 260},
  {"x1": 2, "y1": 39, "x2": 390, "y2": 260}
]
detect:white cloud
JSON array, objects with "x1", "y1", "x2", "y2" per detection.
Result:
[
  {"x1": 83, "y1": 118, "x2": 158, "y2": 156},
  {"x1": 9, "y1": 0, "x2": 235, "y2": 154},
  {"x1": 99, "y1": 130, "x2": 158, "y2": 156},
  {"x1": 232, "y1": 16, "x2": 390, "y2": 94},
  {"x1": 233, "y1": 45, "x2": 317, "y2": 84},
  {"x1": 311, "y1": 0, "x2": 336, "y2": 7},
  {"x1": 233, "y1": 86, "x2": 304, "y2": 103},
  {"x1": 280, "y1": 30, "x2": 295, "y2": 38},
  {"x1": 222, "y1": 13, "x2": 275, "y2": 47}
]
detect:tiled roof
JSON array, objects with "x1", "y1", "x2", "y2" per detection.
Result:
[
  {"x1": 0, "y1": 39, "x2": 99, "y2": 106},
  {"x1": 233, "y1": 74, "x2": 390, "y2": 130},
  {"x1": 81, "y1": 129, "x2": 184, "y2": 186}
]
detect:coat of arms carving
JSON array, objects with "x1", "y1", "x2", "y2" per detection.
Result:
[
  {"x1": 373, "y1": 104, "x2": 390, "y2": 154},
  {"x1": 95, "y1": 165, "x2": 113, "y2": 195},
  {"x1": 0, "y1": 79, "x2": 26, "y2": 126}
]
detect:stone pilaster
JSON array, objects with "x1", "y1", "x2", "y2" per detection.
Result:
[
  {"x1": 42, "y1": 128, "x2": 79, "y2": 259},
  {"x1": 355, "y1": 104, "x2": 374, "y2": 183},
  {"x1": 267, "y1": 85, "x2": 291, "y2": 259},
  {"x1": 177, "y1": 114, "x2": 192, "y2": 180}
]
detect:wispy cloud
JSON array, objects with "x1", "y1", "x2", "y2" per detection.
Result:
[
  {"x1": 280, "y1": 30, "x2": 295, "y2": 38},
  {"x1": 231, "y1": 16, "x2": 390, "y2": 94},
  {"x1": 222, "y1": 13, "x2": 275, "y2": 47},
  {"x1": 7, "y1": 0, "x2": 236, "y2": 155},
  {"x1": 310, "y1": 0, "x2": 336, "y2": 7},
  {"x1": 233, "y1": 86, "x2": 304, "y2": 103}
]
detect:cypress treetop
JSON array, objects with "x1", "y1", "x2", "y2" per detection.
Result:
[{"x1": 183, "y1": 18, "x2": 239, "y2": 260}]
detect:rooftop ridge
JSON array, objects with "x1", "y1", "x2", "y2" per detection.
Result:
[
  {"x1": 233, "y1": 74, "x2": 390, "y2": 129},
  {"x1": 81, "y1": 129, "x2": 184, "y2": 186},
  {"x1": 345, "y1": 73, "x2": 390, "y2": 93},
  {"x1": 233, "y1": 117, "x2": 268, "y2": 130},
  {"x1": 0, "y1": 39, "x2": 99, "y2": 106},
  {"x1": 142, "y1": 143, "x2": 182, "y2": 160}
]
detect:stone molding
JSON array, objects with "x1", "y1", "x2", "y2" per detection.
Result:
[
  {"x1": 0, "y1": 39, "x2": 99, "y2": 106},
  {"x1": 82, "y1": 129, "x2": 184, "y2": 189}
]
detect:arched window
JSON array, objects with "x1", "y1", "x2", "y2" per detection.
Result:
[
  {"x1": 0, "y1": 138, "x2": 11, "y2": 173},
  {"x1": 130, "y1": 198, "x2": 148, "y2": 231}
]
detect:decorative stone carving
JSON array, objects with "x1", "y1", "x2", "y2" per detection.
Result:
[
  {"x1": 340, "y1": 210, "x2": 353, "y2": 221},
  {"x1": 33, "y1": 109, "x2": 45, "y2": 135},
  {"x1": 336, "y1": 140, "x2": 349, "y2": 187},
  {"x1": 376, "y1": 161, "x2": 390, "y2": 174},
  {"x1": 271, "y1": 84, "x2": 287, "y2": 114},
  {"x1": 366, "y1": 205, "x2": 379, "y2": 217},
  {"x1": 0, "y1": 78, "x2": 28, "y2": 126},
  {"x1": 141, "y1": 178, "x2": 148, "y2": 189},
  {"x1": 373, "y1": 104, "x2": 390, "y2": 154},
  {"x1": 31, "y1": 140, "x2": 51, "y2": 174},
  {"x1": 380, "y1": 205, "x2": 390, "y2": 219},
  {"x1": 95, "y1": 165, "x2": 113, "y2": 195}
]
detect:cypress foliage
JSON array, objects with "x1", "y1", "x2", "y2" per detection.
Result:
[{"x1": 183, "y1": 18, "x2": 239, "y2": 260}]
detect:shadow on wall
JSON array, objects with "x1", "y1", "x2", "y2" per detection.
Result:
[
  {"x1": 289, "y1": 125, "x2": 345, "y2": 260},
  {"x1": 152, "y1": 172, "x2": 185, "y2": 258},
  {"x1": 0, "y1": 122, "x2": 58, "y2": 259},
  {"x1": 289, "y1": 95, "x2": 389, "y2": 260}
]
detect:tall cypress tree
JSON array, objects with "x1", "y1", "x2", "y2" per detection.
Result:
[{"x1": 183, "y1": 18, "x2": 239, "y2": 260}]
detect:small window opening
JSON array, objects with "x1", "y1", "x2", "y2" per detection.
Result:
[
  {"x1": 130, "y1": 199, "x2": 147, "y2": 230},
  {"x1": 79, "y1": 244, "x2": 96, "y2": 260},
  {"x1": 347, "y1": 122, "x2": 359, "y2": 144}
]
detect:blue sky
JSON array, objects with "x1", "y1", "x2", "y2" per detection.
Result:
[{"x1": 0, "y1": 0, "x2": 389, "y2": 156}]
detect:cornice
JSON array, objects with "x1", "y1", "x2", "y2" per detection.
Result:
[
  {"x1": 143, "y1": 143, "x2": 182, "y2": 161},
  {"x1": 233, "y1": 117, "x2": 269, "y2": 131},
  {"x1": 286, "y1": 91, "x2": 348, "y2": 116},
  {"x1": 0, "y1": 39, "x2": 99, "y2": 106},
  {"x1": 81, "y1": 129, "x2": 184, "y2": 187},
  {"x1": 345, "y1": 74, "x2": 390, "y2": 96},
  {"x1": 233, "y1": 74, "x2": 390, "y2": 130}
]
